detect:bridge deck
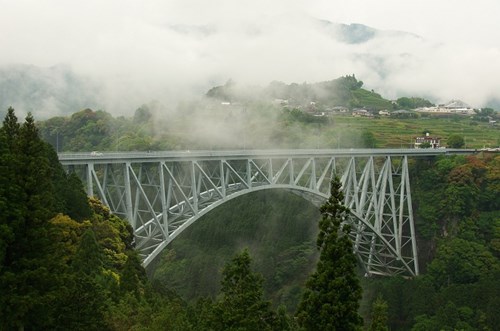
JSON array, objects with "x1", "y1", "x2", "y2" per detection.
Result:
[{"x1": 59, "y1": 148, "x2": 477, "y2": 164}]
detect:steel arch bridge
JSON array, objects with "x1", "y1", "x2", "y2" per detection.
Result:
[{"x1": 59, "y1": 148, "x2": 475, "y2": 277}]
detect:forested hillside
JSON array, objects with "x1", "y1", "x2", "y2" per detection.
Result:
[
  {"x1": 368, "y1": 154, "x2": 500, "y2": 330},
  {"x1": 2, "y1": 94, "x2": 499, "y2": 330},
  {"x1": 36, "y1": 78, "x2": 499, "y2": 153},
  {"x1": 0, "y1": 108, "x2": 193, "y2": 330},
  {"x1": 149, "y1": 153, "x2": 500, "y2": 330}
]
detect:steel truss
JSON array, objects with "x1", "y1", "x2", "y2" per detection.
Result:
[{"x1": 62, "y1": 151, "x2": 419, "y2": 276}]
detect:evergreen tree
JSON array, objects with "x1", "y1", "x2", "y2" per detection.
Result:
[
  {"x1": 296, "y1": 176, "x2": 363, "y2": 331},
  {"x1": 0, "y1": 109, "x2": 93, "y2": 330},
  {"x1": 0, "y1": 110, "x2": 64, "y2": 330},
  {"x1": 211, "y1": 249, "x2": 276, "y2": 330},
  {"x1": 55, "y1": 228, "x2": 109, "y2": 331},
  {"x1": 370, "y1": 296, "x2": 389, "y2": 331}
]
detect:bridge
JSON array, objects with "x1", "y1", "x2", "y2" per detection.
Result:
[{"x1": 59, "y1": 148, "x2": 475, "y2": 277}]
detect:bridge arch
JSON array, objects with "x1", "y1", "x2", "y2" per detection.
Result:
[{"x1": 59, "y1": 149, "x2": 474, "y2": 276}]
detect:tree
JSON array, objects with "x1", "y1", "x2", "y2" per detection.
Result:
[
  {"x1": 0, "y1": 111, "x2": 65, "y2": 330},
  {"x1": 296, "y1": 176, "x2": 363, "y2": 330},
  {"x1": 370, "y1": 296, "x2": 389, "y2": 331},
  {"x1": 396, "y1": 97, "x2": 434, "y2": 109},
  {"x1": 419, "y1": 142, "x2": 432, "y2": 149},
  {"x1": 212, "y1": 249, "x2": 276, "y2": 330},
  {"x1": 0, "y1": 109, "x2": 96, "y2": 330},
  {"x1": 447, "y1": 134, "x2": 465, "y2": 148},
  {"x1": 55, "y1": 228, "x2": 109, "y2": 331},
  {"x1": 427, "y1": 238, "x2": 499, "y2": 288}
]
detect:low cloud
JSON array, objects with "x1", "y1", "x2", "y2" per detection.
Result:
[{"x1": 1, "y1": 1, "x2": 500, "y2": 117}]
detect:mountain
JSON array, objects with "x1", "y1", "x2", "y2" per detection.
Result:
[{"x1": 317, "y1": 20, "x2": 421, "y2": 45}]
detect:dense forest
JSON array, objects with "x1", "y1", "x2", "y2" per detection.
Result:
[
  {"x1": 150, "y1": 153, "x2": 500, "y2": 330},
  {"x1": 0, "y1": 107, "x2": 363, "y2": 330},
  {"x1": 1, "y1": 78, "x2": 499, "y2": 330}
]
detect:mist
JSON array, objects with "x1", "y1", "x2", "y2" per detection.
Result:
[{"x1": 1, "y1": 0, "x2": 500, "y2": 118}]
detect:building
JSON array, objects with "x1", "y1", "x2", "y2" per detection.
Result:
[
  {"x1": 414, "y1": 99, "x2": 475, "y2": 115},
  {"x1": 352, "y1": 109, "x2": 373, "y2": 117},
  {"x1": 442, "y1": 100, "x2": 474, "y2": 114},
  {"x1": 414, "y1": 132, "x2": 441, "y2": 149}
]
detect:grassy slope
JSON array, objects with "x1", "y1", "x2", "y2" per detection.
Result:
[{"x1": 331, "y1": 115, "x2": 499, "y2": 148}]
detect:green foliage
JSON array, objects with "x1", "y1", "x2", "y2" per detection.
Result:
[
  {"x1": 152, "y1": 190, "x2": 319, "y2": 311},
  {"x1": 296, "y1": 177, "x2": 363, "y2": 330},
  {"x1": 3, "y1": 101, "x2": 500, "y2": 330},
  {"x1": 0, "y1": 109, "x2": 69, "y2": 330},
  {"x1": 350, "y1": 89, "x2": 394, "y2": 110},
  {"x1": 58, "y1": 229, "x2": 110, "y2": 331},
  {"x1": 37, "y1": 89, "x2": 500, "y2": 152},
  {"x1": 427, "y1": 238, "x2": 499, "y2": 288},
  {"x1": 210, "y1": 249, "x2": 277, "y2": 330},
  {"x1": 370, "y1": 296, "x2": 389, "y2": 331},
  {"x1": 281, "y1": 107, "x2": 328, "y2": 124},
  {"x1": 472, "y1": 107, "x2": 497, "y2": 122},
  {"x1": 72, "y1": 228, "x2": 104, "y2": 275},
  {"x1": 366, "y1": 154, "x2": 500, "y2": 330},
  {"x1": 0, "y1": 108, "x2": 158, "y2": 330},
  {"x1": 419, "y1": 141, "x2": 432, "y2": 148},
  {"x1": 446, "y1": 133, "x2": 465, "y2": 148},
  {"x1": 396, "y1": 97, "x2": 434, "y2": 109}
]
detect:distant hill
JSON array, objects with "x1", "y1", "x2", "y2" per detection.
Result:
[
  {"x1": 0, "y1": 64, "x2": 102, "y2": 119},
  {"x1": 206, "y1": 75, "x2": 396, "y2": 111}
]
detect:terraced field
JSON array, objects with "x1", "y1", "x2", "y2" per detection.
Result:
[{"x1": 330, "y1": 115, "x2": 499, "y2": 148}]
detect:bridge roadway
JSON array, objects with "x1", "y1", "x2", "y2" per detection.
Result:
[
  {"x1": 59, "y1": 147, "x2": 476, "y2": 163},
  {"x1": 59, "y1": 148, "x2": 476, "y2": 277}
]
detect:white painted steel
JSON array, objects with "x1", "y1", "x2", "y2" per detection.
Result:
[{"x1": 59, "y1": 148, "x2": 476, "y2": 276}]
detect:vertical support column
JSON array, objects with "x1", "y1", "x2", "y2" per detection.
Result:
[
  {"x1": 195, "y1": 162, "x2": 202, "y2": 199},
  {"x1": 86, "y1": 162, "x2": 94, "y2": 196},
  {"x1": 310, "y1": 158, "x2": 316, "y2": 190},
  {"x1": 268, "y1": 158, "x2": 273, "y2": 185},
  {"x1": 403, "y1": 156, "x2": 419, "y2": 275},
  {"x1": 123, "y1": 162, "x2": 134, "y2": 229},
  {"x1": 159, "y1": 162, "x2": 169, "y2": 236},
  {"x1": 386, "y1": 157, "x2": 399, "y2": 255},
  {"x1": 133, "y1": 165, "x2": 143, "y2": 222},
  {"x1": 397, "y1": 158, "x2": 407, "y2": 259},
  {"x1": 247, "y1": 159, "x2": 252, "y2": 189},
  {"x1": 358, "y1": 157, "x2": 373, "y2": 212},
  {"x1": 224, "y1": 160, "x2": 230, "y2": 192},
  {"x1": 220, "y1": 160, "x2": 226, "y2": 198},
  {"x1": 191, "y1": 161, "x2": 198, "y2": 213}
]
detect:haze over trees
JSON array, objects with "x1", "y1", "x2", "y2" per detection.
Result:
[{"x1": 35, "y1": 75, "x2": 499, "y2": 153}]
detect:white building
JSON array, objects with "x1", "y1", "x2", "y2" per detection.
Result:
[{"x1": 414, "y1": 133, "x2": 441, "y2": 149}]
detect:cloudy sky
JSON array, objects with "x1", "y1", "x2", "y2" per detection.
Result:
[{"x1": 1, "y1": 0, "x2": 499, "y2": 113}]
